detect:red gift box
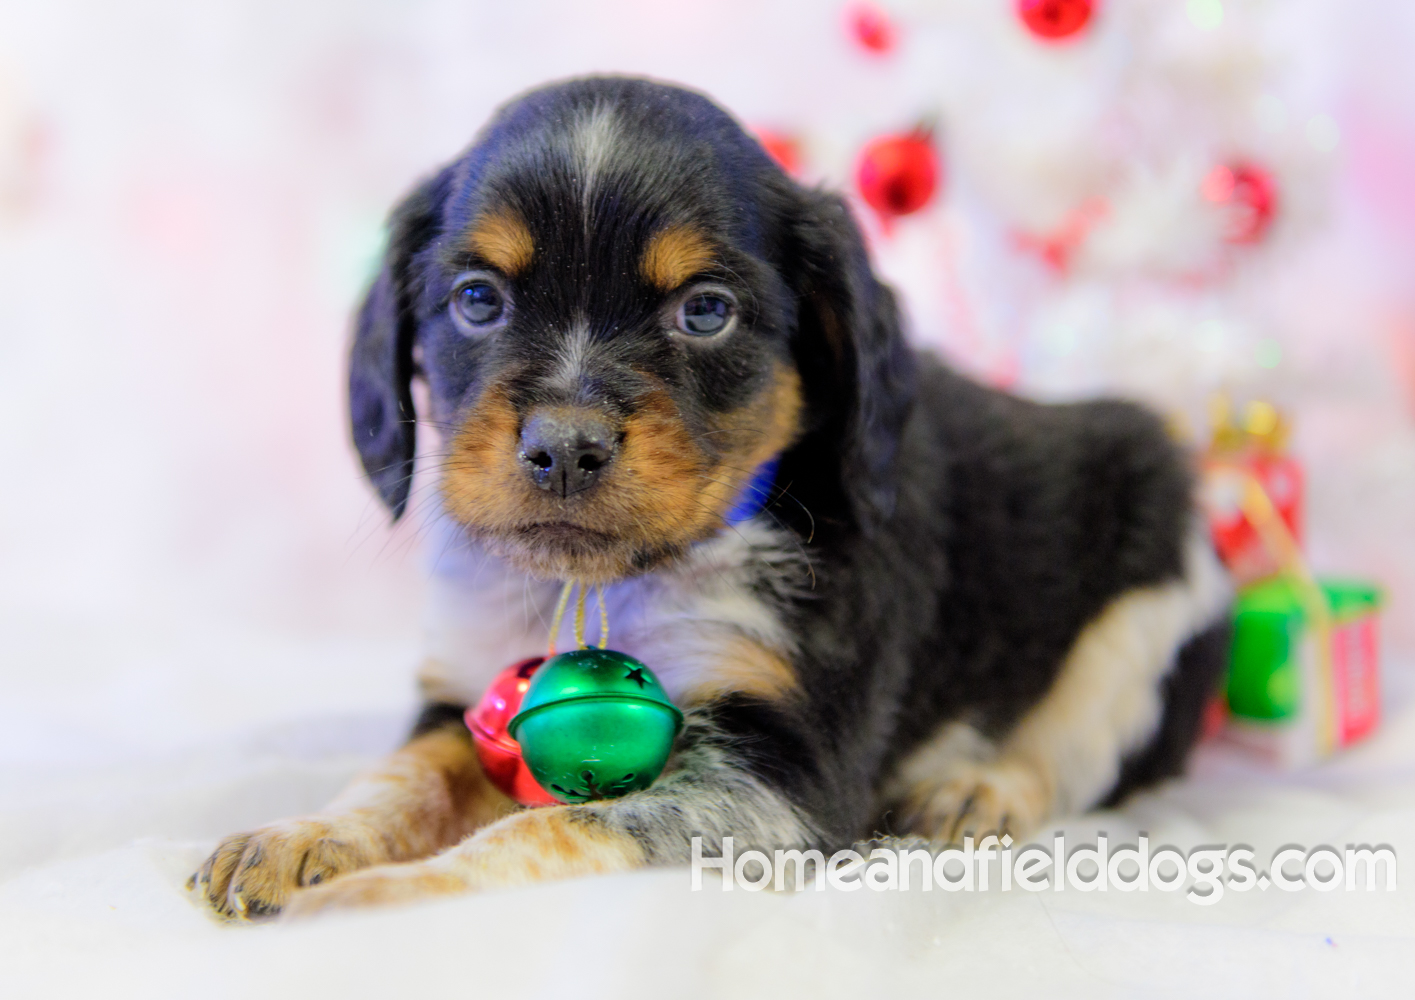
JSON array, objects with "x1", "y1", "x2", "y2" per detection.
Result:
[
  {"x1": 1332, "y1": 610, "x2": 1381, "y2": 746},
  {"x1": 1202, "y1": 399, "x2": 1303, "y2": 585},
  {"x1": 1206, "y1": 451, "x2": 1303, "y2": 583}
]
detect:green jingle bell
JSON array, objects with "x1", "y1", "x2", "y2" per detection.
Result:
[{"x1": 507, "y1": 648, "x2": 684, "y2": 803}]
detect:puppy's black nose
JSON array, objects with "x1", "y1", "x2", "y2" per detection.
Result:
[{"x1": 519, "y1": 409, "x2": 617, "y2": 498}]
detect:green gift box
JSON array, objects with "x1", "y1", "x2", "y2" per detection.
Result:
[{"x1": 1226, "y1": 577, "x2": 1382, "y2": 764}]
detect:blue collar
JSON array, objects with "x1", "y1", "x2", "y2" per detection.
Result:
[{"x1": 723, "y1": 457, "x2": 780, "y2": 525}]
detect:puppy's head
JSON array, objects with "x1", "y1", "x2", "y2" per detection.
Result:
[{"x1": 350, "y1": 77, "x2": 914, "y2": 583}]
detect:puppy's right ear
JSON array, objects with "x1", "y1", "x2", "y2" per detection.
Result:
[{"x1": 348, "y1": 170, "x2": 450, "y2": 519}]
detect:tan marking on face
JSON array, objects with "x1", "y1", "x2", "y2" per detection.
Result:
[
  {"x1": 441, "y1": 386, "x2": 530, "y2": 530},
  {"x1": 641, "y1": 225, "x2": 715, "y2": 290},
  {"x1": 675, "y1": 633, "x2": 799, "y2": 708},
  {"x1": 609, "y1": 388, "x2": 720, "y2": 543},
  {"x1": 440, "y1": 362, "x2": 804, "y2": 582},
  {"x1": 707, "y1": 361, "x2": 804, "y2": 493},
  {"x1": 602, "y1": 362, "x2": 803, "y2": 568},
  {"x1": 468, "y1": 209, "x2": 535, "y2": 275}
]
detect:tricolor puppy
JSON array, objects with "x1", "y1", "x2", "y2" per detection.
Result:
[{"x1": 191, "y1": 77, "x2": 1231, "y2": 919}]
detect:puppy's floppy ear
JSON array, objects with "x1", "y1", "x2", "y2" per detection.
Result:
[
  {"x1": 348, "y1": 170, "x2": 450, "y2": 519},
  {"x1": 787, "y1": 190, "x2": 915, "y2": 532}
]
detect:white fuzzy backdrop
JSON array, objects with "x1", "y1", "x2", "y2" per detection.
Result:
[{"x1": 4, "y1": 2, "x2": 1415, "y2": 997}]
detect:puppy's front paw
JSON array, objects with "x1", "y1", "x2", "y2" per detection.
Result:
[
  {"x1": 281, "y1": 862, "x2": 469, "y2": 920},
  {"x1": 898, "y1": 760, "x2": 1049, "y2": 843},
  {"x1": 188, "y1": 816, "x2": 382, "y2": 920},
  {"x1": 280, "y1": 805, "x2": 646, "y2": 919}
]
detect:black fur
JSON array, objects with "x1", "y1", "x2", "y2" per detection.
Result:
[
  {"x1": 408, "y1": 701, "x2": 472, "y2": 739},
  {"x1": 1102, "y1": 618, "x2": 1233, "y2": 806},
  {"x1": 349, "y1": 168, "x2": 453, "y2": 516},
  {"x1": 783, "y1": 188, "x2": 917, "y2": 533},
  {"x1": 350, "y1": 76, "x2": 1227, "y2": 850}
]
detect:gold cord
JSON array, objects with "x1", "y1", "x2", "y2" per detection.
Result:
[
  {"x1": 548, "y1": 580, "x2": 613, "y2": 654},
  {"x1": 547, "y1": 580, "x2": 574, "y2": 657},
  {"x1": 597, "y1": 585, "x2": 609, "y2": 649},
  {"x1": 573, "y1": 583, "x2": 587, "y2": 649}
]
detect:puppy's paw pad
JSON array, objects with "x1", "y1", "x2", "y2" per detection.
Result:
[{"x1": 189, "y1": 817, "x2": 378, "y2": 920}]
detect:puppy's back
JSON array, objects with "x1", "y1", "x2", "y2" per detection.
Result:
[{"x1": 891, "y1": 357, "x2": 1199, "y2": 736}]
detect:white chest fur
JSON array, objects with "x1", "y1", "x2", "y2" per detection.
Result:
[{"x1": 415, "y1": 515, "x2": 807, "y2": 708}]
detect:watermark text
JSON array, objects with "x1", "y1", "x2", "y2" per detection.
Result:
[{"x1": 690, "y1": 835, "x2": 1397, "y2": 904}]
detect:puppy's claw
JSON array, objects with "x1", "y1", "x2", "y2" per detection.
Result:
[
  {"x1": 897, "y1": 760, "x2": 1048, "y2": 843},
  {"x1": 946, "y1": 791, "x2": 979, "y2": 843},
  {"x1": 189, "y1": 818, "x2": 380, "y2": 920}
]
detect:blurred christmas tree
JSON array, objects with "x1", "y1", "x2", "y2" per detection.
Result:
[
  {"x1": 750, "y1": 0, "x2": 1414, "y2": 659},
  {"x1": 766, "y1": 0, "x2": 1335, "y2": 420}
]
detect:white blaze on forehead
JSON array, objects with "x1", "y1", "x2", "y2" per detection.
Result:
[
  {"x1": 571, "y1": 102, "x2": 620, "y2": 224},
  {"x1": 547, "y1": 316, "x2": 594, "y2": 395}
]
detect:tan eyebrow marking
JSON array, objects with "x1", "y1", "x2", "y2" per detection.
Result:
[
  {"x1": 467, "y1": 210, "x2": 535, "y2": 276},
  {"x1": 640, "y1": 225, "x2": 715, "y2": 291}
]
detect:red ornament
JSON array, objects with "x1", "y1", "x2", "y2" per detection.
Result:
[
  {"x1": 1017, "y1": 0, "x2": 1096, "y2": 41},
  {"x1": 1202, "y1": 162, "x2": 1278, "y2": 244},
  {"x1": 753, "y1": 128, "x2": 802, "y2": 176},
  {"x1": 466, "y1": 657, "x2": 559, "y2": 807},
  {"x1": 856, "y1": 131, "x2": 939, "y2": 221},
  {"x1": 847, "y1": 3, "x2": 896, "y2": 55}
]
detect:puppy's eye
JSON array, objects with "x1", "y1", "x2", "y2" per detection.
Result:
[
  {"x1": 449, "y1": 274, "x2": 510, "y2": 334},
  {"x1": 456, "y1": 283, "x2": 502, "y2": 324},
  {"x1": 677, "y1": 294, "x2": 734, "y2": 337}
]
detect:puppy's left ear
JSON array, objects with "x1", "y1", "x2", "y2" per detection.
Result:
[
  {"x1": 348, "y1": 169, "x2": 450, "y2": 519},
  {"x1": 786, "y1": 189, "x2": 916, "y2": 533}
]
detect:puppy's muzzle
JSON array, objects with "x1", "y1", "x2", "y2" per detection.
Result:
[{"x1": 519, "y1": 408, "x2": 618, "y2": 498}]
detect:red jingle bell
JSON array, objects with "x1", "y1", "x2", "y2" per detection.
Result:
[
  {"x1": 856, "y1": 131, "x2": 940, "y2": 223},
  {"x1": 1201, "y1": 161, "x2": 1278, "y2": 245},
  {"x1": 1017, "y1": 0, "x2": 1096, "y2": 41},
  {"x1": 466, "y1": 657, "x2": 559, "y2": 807}
]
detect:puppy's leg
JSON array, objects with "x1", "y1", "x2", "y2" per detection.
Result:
[
  {"x1": 190, "y1": 705, "x2": 513, "y2": 919},
  {"x1": 888, "y1": 534, "x2": 1229, "y2": 841},
  {"x1": 281, "y1": 705, "x2": 814, "y2": 917}
]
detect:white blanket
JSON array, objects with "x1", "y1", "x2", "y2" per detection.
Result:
[{"x1": 3, "y1": 622, "x2": 1412, "y2": 999}]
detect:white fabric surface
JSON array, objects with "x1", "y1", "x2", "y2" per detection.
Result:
[{"x1": 3, "y1": 623, "x2": 1414, "y2": 999}]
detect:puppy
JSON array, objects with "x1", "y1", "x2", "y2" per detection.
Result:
[{"x1": 191, "y1": 76, "x2": 1230, "y2": 919}]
